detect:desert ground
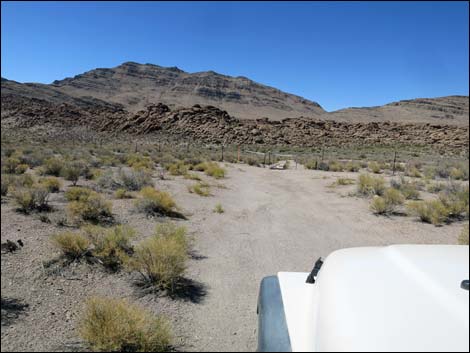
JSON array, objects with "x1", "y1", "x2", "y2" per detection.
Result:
[{"x1": 2, "y1": 160, "x2": 466, "y2": 352}]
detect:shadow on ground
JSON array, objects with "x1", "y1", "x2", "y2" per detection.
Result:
[
  {"x1": 1, "y1": 297, "x2": 29, "y2": 326},
  {"x1": 133, "y1": 277, "x2": 208, "y2": 304}
]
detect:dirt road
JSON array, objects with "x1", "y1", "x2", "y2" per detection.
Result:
[{"x1": 173, "y1": 165, "x2": 461, "y2": 352}]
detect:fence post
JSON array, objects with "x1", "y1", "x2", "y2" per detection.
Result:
[
  {"x1": 221, "y1": 145, "x2": 224, "y2": 162},
  {"x1": 392, "y1": 149, "x2": 397, "y2": 175},
  {"x1": 263, "y1": 152, "x2": 267, "y2": 166},
  {"x1": 237, "y1": 145, "x2": 240, "y2": 163}
]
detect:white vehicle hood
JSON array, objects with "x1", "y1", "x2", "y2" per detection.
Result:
[{"x1": 278, "y1": 245, "x2": 469, "y2": 352}]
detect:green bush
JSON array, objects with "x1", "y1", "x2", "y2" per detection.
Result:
[
  {"x1": 370, "y1": 188, "x2": 404, "y2": 215},
  {"x1": 1, "y1": 174, "x2": 14, "y2": 196},
  {"x1": 14, "y1": 164, "x2": 29, "y2": 175},
  {"x1": 134, "y1": 187, "x2": 178, "y2": 216},
  {"x1": 79, "y1": 297, "x2": 171, "y2": 352},
  {"x1": 3, "y1": 157, "x2": 22, "y2": 174},
  {"x1": 51, "y1": 231, "x2": 90, "y2": 259},
  {"x1": 357, "y1": 174, "x2": 386, "y2": 196}
]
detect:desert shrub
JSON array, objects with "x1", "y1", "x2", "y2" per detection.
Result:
[
  {"x1": 390, "y1": 177, "x2": 420, "y2": 200},
  {"x1": 14, "y1": 164, "x2": 29, "y2": 175},
  {"x1": 128, "y1": 224, "x2": 188, "y2": 289},
  {"x1": 316, "y1": 161, "x2": 329, "y2": 171},
  {"x1": 370, "y1": 196, "x2": 389, "y2": 215},
  {"x1": 10, "y1": 185, "x2": 50, "y2": 212},
  {"x1": 245, "y1": 157, "x2": 261, "y2": 167},
  {"x1": 357, "y1": 174, "x2": 386, "y2": 196},
  {"x1": 67, "y1": 191, "x2": 113, "y2": 224},
  {"x1": 188, "y1": 183, "x2": 210, "y2": 197},
  {"x1": 214, "y1": 203, "x2": 224, "y2": 214},
  {"x1": 405, "y1": 166, "x2": 422, "y2": 178},
  {"x1": 62, "y1": 162, "x2": 82, "y2": 185},
  {"x1": 438, "y1": 185, "x2": 469, "y2": 220},
  {"x1": 42, "y1": 157, "x2": 64, "y2": 176},
  {"x1": 184, "y1": 172, "x2": 202, "y2": 181},
  {"x1": 194, "y1": 162, "x2": 226, "y2": 179},
  {"x1": 84, "y1": 225, "x2": 135, "y2": 270},
  {"x1": 3, "y1": 157, "x2": 21, "y2": 174},
  {"x1": 1, "y1": 174, "x2": 14, "y2": 196},
  {"x1": 344, "y1": 161, "x2": 360, "y2": 172},
  {"x1": 450, "y1": 167, "x2": 466, "y2": 180},
  {"x1": 51, "y1": 231, "x2": 90, "y2": 259},
  {"x1": 328, "y1": 161, "x2": 343, "y2": 172},
  {"x1": 368, "y1": 162, "x2": 382, "y2": 174},
  {"x1": 426, "y1": 182, "x2": 446, "y2": 194},
  {"x1": 79, "y1": 297, "x2": 171, "y2": 352},
  {"x1": 126, "y1": 154, "x2": 153, "y2": 170},
  {"x1": 458, "y1": 226, "x2": 469, "y2": 245},
  {"x1": 424, "y1": 166, "x2": 437, "y2": 180},
  {"x1": 370, "y1": 188, "x2": 404, "y2": 215},
  {"x1": 134, "y1": 187, "x2": 178, "y2": 216},
  {"x1": 304, "y1": 160, "x2": 317, "y2": 170},
  {"x1": 407, "y1": 200, "x2": 450, "y2": 226},
  {"x1": 39, "y1": 176, "x2": 62, "y2": 193},
  {"x1": 167, "y1": 161, "x2": 189, "y2": 176},
  {"x1": 65, "y1": 187, "x2": 94, "y2": 201},
  {"x1": 118, "y1": 168, "x2": 153, "y2": 191},
  {"x1": 114, "y1": 188, "x2": 133, "y2": 199},
  {"x1": 154, "y1": 222, "x2": 189, "y2": 251},
  {"x1": 335, "y1": 178, "x2": 355, "y2": 186},
  {"x1": 97, "y1": 171, "x2": 119, "y2": 190}
]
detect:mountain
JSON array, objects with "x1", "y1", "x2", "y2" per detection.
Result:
[
  {"x1": 1, "y1": 62, "x2": 468, "y2": 125},
  {"x1": 47, "y1": 61, "x2": 325, "y2": 120}
]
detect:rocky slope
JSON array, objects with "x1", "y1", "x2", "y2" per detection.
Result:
[
  {"x1": 2, "y1": 96, "x2": 468, "y2": 153},
  {"x1": 47, "y1": 62, "x2": 325, "y2": 120}
]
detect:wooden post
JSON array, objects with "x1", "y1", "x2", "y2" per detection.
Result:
[
  {"x1": 134, "y1": 141, "x2": 138, "y2": 153},
  {"x1": 321, "y1": 145, "x2": 325, "y2": 162},
  {"x1": 221, "y1": 145, "x2": 224, "y2": 162},
  {"x1": 237, "y1": 145, "x2": 240, "y2": 163},
  {"x1": 263, "y1": 152, "x2": 267, "y2": 166},
  {"x1": 392, "y1": 150, "x2": 397, "y2": 176}
]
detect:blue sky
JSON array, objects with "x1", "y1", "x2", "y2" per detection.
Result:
[{"x1": 1, "y1": 1, "x2": 468, "y2": 111}]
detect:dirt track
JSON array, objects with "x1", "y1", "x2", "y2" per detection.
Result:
[{"x1": 174, "y1": 165, "x2": 462, "y2": 352}]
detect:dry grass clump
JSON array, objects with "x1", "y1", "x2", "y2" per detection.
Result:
[
  {"x1": 41, "y1": 157, "x2": 64, "y2": 176},
  {"x1": 328, "y1": 160, "x2": 344, "y2": 172},
  {"x1": 39, "y1": 176, "x2": 62, "y2": 193},
  {"x1": 2, "y1": 157, "x2": 29, "y2": 174},
  {"x1": 114, "y1": 188, "x2": 133, "y2": 199},
  {"x1": 184, "y1": 172, "x2": 202, "y2": 181},
  {"x1": 368, "y1": 161, "x2": 382, "y2": 174},
  {"x1": 134, "y1": 187, "x2": 178, "y2": 216},
  {"x1": 83, "y1": 225, "x2": 135, "y2": 270},
  {"x1": 65, "y1": 187, "x2": 94, "y2": 201},
  {"x1": 79, "y1": 297, "x2": 171, "y2": 352},
  {"x1": 438, "y1": 184, "x2": 469, "y2": 220},
  {"x1": 1, "y1": 174, "x2": 14, "y2": 196},
  {"x1": 128, "y1": 223, "x2": 189, "y2": 290},
  {"x1": 357, "y1": 174, "x2": 386, "y2": 196},
  {"x1": 51, "y1": 231, "x2": 91, "y2": 259},
  {"x1": 406, "y1": 200, "x2": 450, "y2": 226},
  {"x1": 335, "y1": 177, "x2": 355, "y2": 186},
  {"x1": 62, "y1": 162, "x2": 82, "y2": 186},
  {"x1": 194, "y1": 162, "x2": 226, "y2": 179},
  {"x1": 344, "y1": 161, "x2": 360, "y2": 172},
  {"x1": 118, "y1": 168, "x2": 153, "y2": 191},
  {"x1": 10, "y1": 185, "x2": 50, "y2": 213},
  {"x1": 390, "y1": 177, "x2": 420, "y2": 200},
  {"x1": 188, "y1": 182, "x2": 211, "y2": 196},
  {"x1": 167, "y1": 161, "x2": 189, "y2": 176},
  {"x1": 370, "y1": 188, "x2": 404, "y2": 215},
  {"x1": 213, "y1": 203, "x2": 224, "y2": 214},
  {"x1": 67, "y1": 190, "x2": 113, "y2": 224},
  {"x1": 458, "y1": 226, "x2": 469, "y2": 245},
  {"x1": 405, "y1": 166, "x2": 422, "y2": 178},
  {"x1": 426, "y1": 182, "x2": 447, "y2": 194},
  {"x1": 126, "y1": 154, "x2": 154, "y2": 170}
]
